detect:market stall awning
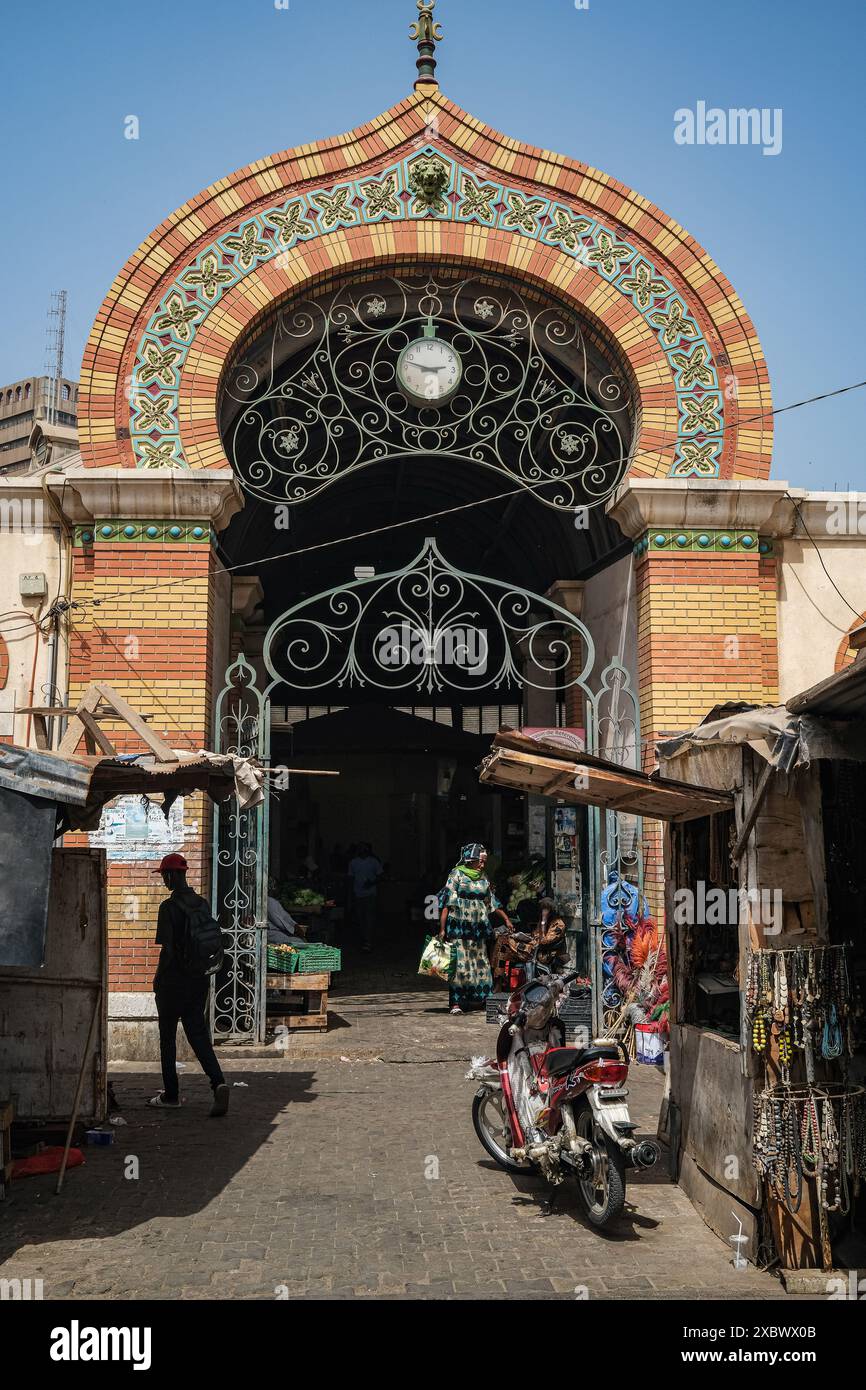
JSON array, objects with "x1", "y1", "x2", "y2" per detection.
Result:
[
  {"x1": 0, "y1": 742, "x2": 266, "y2": 831},
  {"x1": 479, "y1": 730, "x2": 733, "y2": 822}
]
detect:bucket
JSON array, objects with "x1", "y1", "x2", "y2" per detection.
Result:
[{"x1": 635, "y1": 1022, "x2": 665, "y2": 1065}]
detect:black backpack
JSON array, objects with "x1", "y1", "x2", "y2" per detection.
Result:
[{"x1": 176, "y1": 898, "x2": 225, "y2": 977}]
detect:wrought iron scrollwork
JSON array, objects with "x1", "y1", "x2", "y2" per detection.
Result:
[
  {"x1": 263, "y1": 535, "x2": 596, "y2": 699},
  {"x1": 222, "y1": 271, "x2": 633, "y2": 512},
  {"x1": 211, "y1": 655, "x2": 267, "y2": 1042}
]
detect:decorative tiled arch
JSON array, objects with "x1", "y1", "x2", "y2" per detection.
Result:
[
  {"x1": 835, "y1": 614, "x2": 865, "y2": 671},
  {"x1": 177, "y1": 223, "x2": 680, "y2": 481},
  {"x1": 80, "y1": 88, "x2": 773, "y2": 484}
]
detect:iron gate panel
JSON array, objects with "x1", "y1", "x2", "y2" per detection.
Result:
[
  {"x1": 211, "y1": 542, "x2": 641, "y2": 1043},
  {"x1": 211, "y1": 654, "x2": 268, "y2": 1043}
]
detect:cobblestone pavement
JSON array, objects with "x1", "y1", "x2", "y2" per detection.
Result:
[{"x1": 0, "y1": 989, "x2": 796, "y2": 1300}]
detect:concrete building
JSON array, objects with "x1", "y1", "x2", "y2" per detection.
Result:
[{"x1": 0, "y1": 375, "x2": 79, "y2": 475}]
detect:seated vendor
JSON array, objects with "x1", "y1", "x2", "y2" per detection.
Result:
[
  {"x1": 492, "y1": 896, "x2": 568, "y2": 985},
  {"x1": 266, "y1": 887, "x2": 306, "y2": 946}
]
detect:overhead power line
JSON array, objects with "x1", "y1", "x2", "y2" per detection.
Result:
[{"x1": 1, "y1": 376, "x2": 865, "y2": 641}]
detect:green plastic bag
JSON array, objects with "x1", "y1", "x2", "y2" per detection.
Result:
[{"x1": 418, "y1": 933, "x2": 455, "y2": 982}]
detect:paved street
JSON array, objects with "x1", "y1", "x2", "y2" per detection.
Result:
[
  {"x1": 0, "y1": 986, "x2": 793, "y2": 1301},
  {"x1": 0, "y1": 984, "x2": 795, "y2": 1295}
]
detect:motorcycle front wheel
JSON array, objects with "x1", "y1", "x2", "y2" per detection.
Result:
[
  {"x1": 472, "y1": 1088, "x2": 534, "y2": 1174},
  {"x1": 574, "y1": 1103, "x2": 626, "y2": 1226}
]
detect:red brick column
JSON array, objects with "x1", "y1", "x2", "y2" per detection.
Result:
[
  {"x1": 608, "y1": 481, "x2": 785, "y2": 918},
  {"x1": 67, "y1": 521, "x2": 218, "y2": 992}
]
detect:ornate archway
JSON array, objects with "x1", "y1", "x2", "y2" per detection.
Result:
[
  {"x1": 79, "y1": 97, "x2": 772, "y2": 487},
  {"x1": 69, "y1": 7, "x2": 777, "y2": 1027},
  {"x1": 220, "y1": 266, "x2": 637, "y2": 513}
]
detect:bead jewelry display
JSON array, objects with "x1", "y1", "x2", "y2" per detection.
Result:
[
  {"x1": 753, "y1": 1083, "x2": 866, "y2": 1216},
  {"x1": 744, "y1": 944, "x2": 860, "y2": 1082}
]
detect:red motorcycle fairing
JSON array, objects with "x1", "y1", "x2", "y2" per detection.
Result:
[
  {"x1": 499, "y1": 1034, "x2": 630, "y2": 1139},
  {"x1": 526, "y1": 1049, "x2": 592, "y2": 1127},
  {"x1": 494, "y1": 1020, "x2": 526, "y2": 1147}
]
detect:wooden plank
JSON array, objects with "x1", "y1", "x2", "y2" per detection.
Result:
[
  {"x1": 798, "y1": 768, "x2": 829, "y2": 938},
  {"x1": 57, "y1": 686, "x2": 103, "y2": 757},
  {"x1": 274, "y1": 769, "x2": 341, "y2": 777},
  {"x1": 731, "y1": 759, "x2": 774, "y2": 861},
  {"x1": 266, "y1": 972, "x2": 329, "y2": 990},
  {"x1": 481, "y1": 741, "x2": 733, "y2": 821},
  {"x1": 92, "y1": 683, "x2": 178, "y2": 763},
  {"x1": 754, "y1": 782, "x2": 814, "y2": 902},
  {"x1": 78, "y1": 710, "x2": 117, "y2": 756},
  {"x1": 269, "y1": 1013, "x2": 328, "y2": 1030},
  {"x1": 669, "y1": 1023, "x2": 760, "y2": 1206}
]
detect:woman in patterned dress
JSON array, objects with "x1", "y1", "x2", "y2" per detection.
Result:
[{"x1": 438, "y1": 843, "x2": 514, "y2": 1015}]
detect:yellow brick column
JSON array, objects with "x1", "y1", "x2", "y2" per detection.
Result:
[
  {"x1": 608, "y1": 479, "x2": 785, "y2": 919},
  {"x1": 63, "y1": 471, "x2": 242, "y2": 1019}
]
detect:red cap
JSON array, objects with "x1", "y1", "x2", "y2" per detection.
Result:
[{"x1": 152, "y1": 853, "x2": 188, "y2": 874}]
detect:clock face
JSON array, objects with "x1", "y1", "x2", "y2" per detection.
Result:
[{"x1": 397, "y1": 332, "x2": 462, "y2": 406}]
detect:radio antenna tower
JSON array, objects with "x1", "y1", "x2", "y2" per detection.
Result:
[{"x1": 44, "y1": 289, "x2": 68, "y2": 426}]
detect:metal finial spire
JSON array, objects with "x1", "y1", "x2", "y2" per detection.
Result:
[{"x1": 410, "y1": 0, "x2": 443, "y2": 88}]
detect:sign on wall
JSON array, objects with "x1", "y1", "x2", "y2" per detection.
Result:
[{"x1": 88, "y1": 795, "x2": 190, "y2": 863}]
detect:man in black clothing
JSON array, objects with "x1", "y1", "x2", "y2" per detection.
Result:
[{"x1": 147, "y1": 853, "x2": 229, "y2": 1118}]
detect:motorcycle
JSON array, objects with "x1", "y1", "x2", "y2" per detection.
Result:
[{"x1": 468, "y1": 935, "x2": 660, "y2": 1226}]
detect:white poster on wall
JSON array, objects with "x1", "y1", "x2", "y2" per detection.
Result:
[{"x1": 89, "y1": 795, "x2": 191, "y2": 863}]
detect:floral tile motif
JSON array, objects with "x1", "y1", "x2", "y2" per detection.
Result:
[
  {"x1": 542, "y1": 205, "x2": 593, "y2": 253},
  {"x1": 359, "y1": 165, "x2": 405, "y2": 222},
  {"x1": 310, "y1": 184, "x2": 359, "y2": 232},
  {"x1": 266, "y1": 198, "x2": 316, "y2": 247},
  {"x1": 455, "y1": 172, "x2": 500, "y2": 226},
  {"x1": 131, "y1": 147, "x2": 723, "y2": 482}
]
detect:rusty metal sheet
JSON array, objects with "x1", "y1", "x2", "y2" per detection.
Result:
[
  {"x1": 0, "y1": 787, "x2": 57, "y2": 967},
  {"x1": 0, "y1": 848, "x2": 107, "y2": 1123},
  {"x1": 0, "y1": 743, "x2": 92, "y2": 805}
]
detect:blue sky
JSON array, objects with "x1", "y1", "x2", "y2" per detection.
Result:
[{"x1": 1, "y1": 0, "x2": 864, "y2": 489}]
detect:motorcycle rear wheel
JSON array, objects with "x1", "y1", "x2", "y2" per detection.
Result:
[
  {"x1": 472, "y1": 1089, "x2": 534, "y2": 1174},
  {"x1": 574, "y1": 1104, "x2": 626, "y2": 1226}
]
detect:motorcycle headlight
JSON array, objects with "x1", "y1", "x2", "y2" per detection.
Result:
[{"x1": 522, "y1": 982, "x2": 554, "y2": 1030}]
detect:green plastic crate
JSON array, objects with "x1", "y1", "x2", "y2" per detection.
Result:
[
  {"x1": 267, "y1": 944, "x2": 342, "y2": 974},
  {"x1": 267, "y1": 946, "x2": 300, "y2": 974}
]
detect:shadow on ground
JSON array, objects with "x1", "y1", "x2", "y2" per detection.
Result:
[{"x1": 0, "y1": 1071, "x2": 316, "y2": 1266}]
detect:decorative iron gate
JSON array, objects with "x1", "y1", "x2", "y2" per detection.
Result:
[
  {"x1": 211, "y1": 655, "x2": 268, "y2": 1042},
  {"x1": 212, "y1": 539, "x2": 640, "y2": 1042}
]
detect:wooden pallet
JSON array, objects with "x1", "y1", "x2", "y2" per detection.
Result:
[{"x1": 266, "y1": 972, "x2": 330, "y2": 1032}]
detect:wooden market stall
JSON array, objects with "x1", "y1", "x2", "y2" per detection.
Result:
[
  {"x1": 479, "y1": 729, "x2": 732, "y2": 1040},
  {"x1": 657, "y1": 659, "x2": 866, "y2": 1278},
  {"x1": 0, "y1": 683, "x2": 266, "y2": 1192}
]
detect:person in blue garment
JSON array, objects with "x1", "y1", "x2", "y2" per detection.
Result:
[{"x1": 437, "y1": 843, "x2": 514, "y2": 1015}]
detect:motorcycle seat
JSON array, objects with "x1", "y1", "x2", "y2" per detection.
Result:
[{"x1": 545, "y1": 1043, "x2": 621, "y2": 1076}]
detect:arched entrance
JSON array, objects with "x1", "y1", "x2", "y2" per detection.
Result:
[
  {"x1": 219, "y1": 267, "x2": 635, "y2": 513},
  {"x1": 207, "y1": 262, "x2": 644, "y2": 1042},
  {"x1": 212, "y1": 528, "x2": 640, "y2": 1041},
  {"x1": 69, "y1": 63, "x2": 776, "y2": 1047}
]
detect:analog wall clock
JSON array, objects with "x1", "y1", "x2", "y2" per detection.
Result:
[{"x1": 396, "y1": 319, "x2": 462, "y2": 407}]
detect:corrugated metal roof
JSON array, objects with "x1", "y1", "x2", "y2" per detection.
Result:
[
  {"x1": 0, "y1": 743, "x2": 261, "y2": 814},
  {"x1": 0, "y1": 744, "x2": 92, "y2": 805}
]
